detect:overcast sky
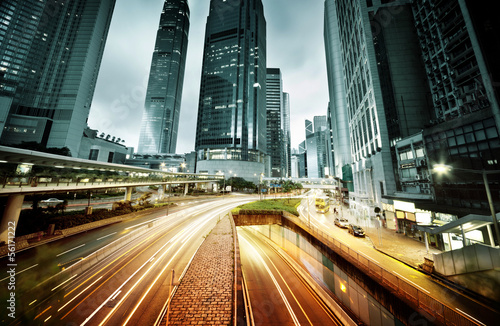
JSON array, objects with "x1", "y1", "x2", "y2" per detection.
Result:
[{"x1": 88, "y1": 0, "x2": 329, "y2": 154}]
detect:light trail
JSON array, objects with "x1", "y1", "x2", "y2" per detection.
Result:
[
  {"x1": 240, "y1": 235, "x2": 302, "y2": 326},
  {"x1": 392, "y1": 271, "x2": 430, "y2": 294},
  {"x1": 0, "y1": 263, "x2": 38, "y2": 282},
  {"x1": 119, "y1": 215, "x2": 218, "y2": 326},
  {"x1": 124, "y1": 217, "x2": 161, "y2": 230},
  {"x1": 51, "y1": 274, "x2": 78, "y2": 291}
]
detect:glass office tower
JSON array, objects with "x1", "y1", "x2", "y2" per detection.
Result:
[
  {"x1": 138, "y1": 0, "x2": 190, "y2": 154},
  {"x1": 0, "y1": 0, "x2": 116, "y2": 156},
  {"x1": 195, "y1": 0, "x2": 267, "y2": 183},
  {"x1": 266, "y1": 68, "x2": 283, "y2": 178}
]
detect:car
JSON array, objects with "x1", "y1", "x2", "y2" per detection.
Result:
[
  {"x1": 348, "y1": 224, "x2": 365, "y2": 237},
  {"x1": 334, "y1": 217, "x2": 349, "y2": 228},
  {"x1": 40, "y1": 198, "x2": 64, "y2": 204}
]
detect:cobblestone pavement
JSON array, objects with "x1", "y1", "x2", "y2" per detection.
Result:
[{"x1": 163, "y1": 216, "x2": 235, "y2": 325}]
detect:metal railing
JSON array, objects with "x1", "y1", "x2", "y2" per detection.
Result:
[{"x1": 281, "y1": 211, "x2": 481, "y2": 326}]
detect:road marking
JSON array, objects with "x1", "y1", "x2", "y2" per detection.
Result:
[
  {"x1": 96, "y1": 232, "x2": 117, "y2": 241},
  {"x1": 56, "y1": 244, "x2": 86, "y2": 257},
  {"x1": 455, "y1": 308, "x2": 486, "y2": 326},
  {"x1": 0, "y1": 264, "x2": 38, "y2": 282},
  {"x1": 392, "y1": 271, "x2": 430, "y2": 293},
  {"x1": 124, "y1": 218, "x2": 160, "y2": 230}
]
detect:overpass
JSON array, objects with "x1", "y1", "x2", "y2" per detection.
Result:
[{"x1": 0, "y1": 145, "x2": 222, "y2": 243}]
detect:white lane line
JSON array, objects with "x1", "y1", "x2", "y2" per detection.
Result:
[
  {"x1": 0, "y1": 264, "x2": 39, "y2": 282},
  {"x1": 96, "y1": 232, "x2": 117, "y2": 241},
  {"x1": 56, "y1": 244, "x2": 86, "y2": 257},
  {"x1": 455, "y1": 308, "x2": 486, "y2": 326},
  {"x1": 124, "y1": 218, "x2": 160, "y2": 230},
  {"x1": 392, "y1": 271, "x2": 430, "y2": 293}
]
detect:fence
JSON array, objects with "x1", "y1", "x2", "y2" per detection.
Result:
[{"x1": 281, "y1": 211, "x2": 481, "y2": 326}]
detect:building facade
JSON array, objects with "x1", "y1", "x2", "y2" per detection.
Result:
[
  {"x1": 194, "y1": 0, "x2": 267, "y2": 183},
  {"x1": 0, "y1": 0, "x2": 116, "y2": 156},
  {"x1": 266, "y1": 68, "x2": 284, "y2": 178},
  {"x1": 137, "y1": 0, "x2": 190, "y2": 154},
  {"x1": 282, "y1": 92, "x2": 291, "y2": 177},
  {"x1": 324, "y1": 0, "x2": 432, "y2": 219}
]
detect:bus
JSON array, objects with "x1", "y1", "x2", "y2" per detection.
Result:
[{"x1": 315, "y1": 195, "x2": 330, "y2": 213}]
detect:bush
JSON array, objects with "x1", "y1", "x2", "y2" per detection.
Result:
[{"x1": 232, "y1": 199, "x2": 301, "y2": 216}]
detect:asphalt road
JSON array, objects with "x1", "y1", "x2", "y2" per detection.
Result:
[
  {"x1": 238, "y1": 227, "x2": 342, "y2": 326},
  {"x1": 1, "y1": 196, "x2": 254, "y2": 325},
  {"x1": 298, "y1": 191, "x2": 500, "y2": 326}
]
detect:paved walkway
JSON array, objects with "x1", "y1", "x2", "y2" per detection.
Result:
[
  {"x1": 338, "y1": 205, "x2": 441, "y2": 269},
  {"x1": 162, "y1": 215, "x2": 236, "y2": 325}
]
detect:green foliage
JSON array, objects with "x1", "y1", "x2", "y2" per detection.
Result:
[{"x1": 232, "y1": 198, "x2": 301, "y2": 216}]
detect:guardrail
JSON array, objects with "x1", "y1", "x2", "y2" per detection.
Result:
[
  {"x1": 281, "y1": 211, "x2": 481, "y2": 326},
  {"x1": 1, "y1": 175, "x2": 221, "y2": 189}
]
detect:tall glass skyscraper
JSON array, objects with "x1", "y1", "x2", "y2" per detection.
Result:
[
  {"x1": 0, "y1": 0, "x2": 116, "y2": 156},
  {"x1": 138, "y1": 0, "x2": 190, "y2": 154},
  {"x1": 195, "y1": 0, "x2": 267, "y2": 183},
  {"x1": 266, "y1": 68, "x2": 283, "y2": 178}
]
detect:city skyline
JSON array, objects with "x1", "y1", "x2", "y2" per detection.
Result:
[{"x1": 88, "y1": 0, "x2": 329, "y2": 154}]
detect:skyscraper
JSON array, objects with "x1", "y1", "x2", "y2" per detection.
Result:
[
  {"x1": 138, "y1": 0, "x2": 190, "y2": 154},
  {"x1": 282, "y1": 92, "x2": 291, "y2": 177},
  {"x1": 266, "y1": 68, "x2": 283, "y2": 178},
  {"x1": 306, "y1": 116, "x2": 329, "y2": 178},
  {"x1": 0, "y1": 0, "x2": 116, "y2": 156},
  {"x1": 324, "y1": 0, "x2": 431, "y2": 218},
  {"x1": 194, "y1": 0, "x2": 267, "y2": 183}
]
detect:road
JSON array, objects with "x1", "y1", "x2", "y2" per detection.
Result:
[
  {"x1": 1, "y1": 196, "x2": 254, "y2": 325},
  {"x1": 297, "y1": 190, "x2": 500, "y2": 326},
  {"x1": 238, "y1": 227, "x2": 342, "y2": 326}
]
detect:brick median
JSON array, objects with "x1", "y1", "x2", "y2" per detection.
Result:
[{"x1": 164, "y1": 216, "x2": 235, "y2": 325}]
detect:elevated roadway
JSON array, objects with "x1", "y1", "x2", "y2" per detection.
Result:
[{"x1": 0, "y1": 145, "x2": 222, "y2": 243}]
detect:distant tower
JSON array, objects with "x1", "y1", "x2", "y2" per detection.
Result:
[
  {"x1": 266, "y1": 68, "x2": 283, "y2": 178},
  {"x1": 138, "y1": 0, "x2": 190, "y2": 154},
  {"x1": 0, "y1": 0, "x2": 116, "y2": 156},
  {"x1": 194, "y1": 0, "x2": 267, "y2": 183},
  {"x1": 282, "y1": 92, "x2": 291, "y2": 177}
]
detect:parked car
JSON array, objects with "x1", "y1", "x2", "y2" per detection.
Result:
[
  {"x1": 40, "y1": 198, "x2": 64, "y2": 204},
  {"x1": 334, "y1": 217, "x2": 349, "y2": 228},
  {"x1": 348, "y1": 224, "x2": 365, "y2": 237}
]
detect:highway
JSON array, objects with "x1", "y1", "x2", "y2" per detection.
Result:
[
  {"x1": 238, "y1": 227, "x2": 342, "y2": 326},
  {"x1": 2, "y1": 196, "x2": 254, "y2": 325}
]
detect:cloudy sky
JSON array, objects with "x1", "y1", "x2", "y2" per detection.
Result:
[{"x1": 88, "y1": 0, "x2": 329, "y2": 154}]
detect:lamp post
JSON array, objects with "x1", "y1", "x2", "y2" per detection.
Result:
[{"x1": 433, "y1": 164, "x2": 500, "y2": 246}]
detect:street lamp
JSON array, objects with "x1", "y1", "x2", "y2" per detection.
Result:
[{"x1": 433, "y1": 164, "x2": 500, "y2": 245}]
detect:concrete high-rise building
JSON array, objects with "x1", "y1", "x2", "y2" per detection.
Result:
[
  {"x1": 0, "y1": 0, "x2": 116, "y2": 156},
  {"x1": 411, "y1": 0, "x2": 500, "y2": 216},
  {"x1": 282, "y1": 92, "x2": 291, "y2": 177},
  {"x1": 324, "y1": 0, "x2": 432, "y2": 218},
  {"x1": 138, "y1": 0, "x2": 190, "y2": 154},
  {"x1": 194, "y1": 0, "x2": 267, "y2": 183},
  {"x1": 266, "y1": 68, "x2": 284, "y2": 178}
]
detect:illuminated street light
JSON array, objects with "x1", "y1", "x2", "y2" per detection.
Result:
[{"x1": 433, "y1": 164, "x2": 500, "y2": 246}]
